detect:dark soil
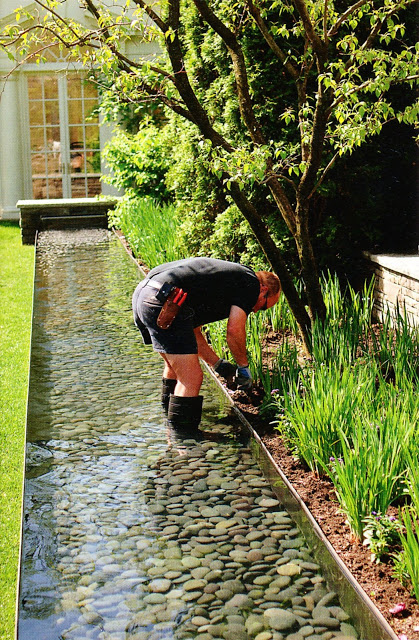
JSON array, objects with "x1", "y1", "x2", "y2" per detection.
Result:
[
  {"x1": 231, "y1": 386, "x2": 419, "y2": 639},
  {"x1": 121, "y1": 234, "x2": 418, "y2": 637}
]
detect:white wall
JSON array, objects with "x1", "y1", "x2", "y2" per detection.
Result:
[{"x1": 0, "y1": 0, "x2": 160, "y2": 219}]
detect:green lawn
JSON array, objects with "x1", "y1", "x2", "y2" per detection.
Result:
[{"x1": 0, "y1": 223, "x2": 34, "y2": 640}]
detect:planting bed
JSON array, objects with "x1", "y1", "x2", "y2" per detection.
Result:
[{"x1": 230, "y1": 367, "x2": 419, "y2": 640}]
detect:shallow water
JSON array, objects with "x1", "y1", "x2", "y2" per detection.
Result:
[{"x1": 19, "y1": 230, "x2": 359, "y2": 640}]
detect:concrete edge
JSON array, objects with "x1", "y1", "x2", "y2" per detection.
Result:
[{"x1": 364, "y1": 251, "x2": 419, "y2": 282}]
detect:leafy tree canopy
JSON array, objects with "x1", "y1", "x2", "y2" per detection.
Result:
[{"x1": 2, "y1": 0, "x2": 417, "y2": 350}]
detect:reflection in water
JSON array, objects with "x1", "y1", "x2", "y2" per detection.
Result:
[{"x1": 19, "y1": 230, "x2": 358, "y2": 640}]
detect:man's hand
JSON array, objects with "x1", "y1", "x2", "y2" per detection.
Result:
[
  {"x1": 213, "y1": 358, "x2": 236, "y2": 383},
  {"x1": 236, "y1": 366, "x2": 252, "y2": 393}
]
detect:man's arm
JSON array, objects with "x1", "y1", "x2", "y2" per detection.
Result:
[
  {"x1": 194, "y1": 327, "x2": 220, "y2": 366},
  {"x1": 226, "y1": 305, "x2": 248, "y2": 367}
]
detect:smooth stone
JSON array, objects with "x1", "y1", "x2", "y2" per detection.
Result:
[
  {"x1": 329, "y1": 606, "x2": 350, "y2": 622},
  {"x1": 184, "y1": 579, "x2": 207, "y2": 591},
  {"x1": 301, "y1": 562, "x2": 321, "y2": 572},
  {"x1": 248, "y1": 550, "x2": 264, "y2": 562},
  {"x1": 255, "y1": 633, "x2": 272, "y2": 640},
  {"x1": 163, "y1": 547, "x2": 182, "y2": 559},
  {"x1": 226, "y1": 594, "x2": 253, "y2": 609},
  {"x1": 254, "y1": 576, "x2": 272, "y2": 586},
  {"x1": 149, "y1": 579, "x2": 171, "y2": 593},
  {"x1": 263, "y1": 608, "x2": 297, "y2": 631},
  {"x1": 192, "y1": 616, "x2": 211, "y2": 626},
  {"x1": 312, "y1": 616, "x2": 340, "y2": 628},
  {"x1": 223, "y1": 625, "x2": 247, "y2": 640},
  {"x1": 182, "y1": 556, "x2": 201, "y2": 568},
  {"x1": 276, "y1": 563, "x2": 301, "y2": 577},
  {"x1": 143, "y1": 593, "x2": 166, "y2": 604},
  {"x1": 166, "y1": 589, "x2": 184, "y2": 600},
  {"x1": 281, "y1": 538, "x2": 304, "y2": 549},
  {"x1": 317, "y1": 592, "x2": 337, "y2": 607},
  {"x1": 340, "y1": 623, "x2": 359, "y2": 638},
  {"x1": 215, "y1": 520, "x2": 237, "y2": 530},
  {"x1": 259, "y1": 498, "x2": 280, "y2": 507},
  {"x1": 215, "y1": 588, "x2": 233, "y2": 601},
  {"x1": 183, "y1": 590, "x2": 202, "y2": 601},
  {"x1": 247, "y1": 531, "x2": 265, "y2": 541},
  {"x1": 245, "y1": 614, "x2": 265, "y2": 635}
]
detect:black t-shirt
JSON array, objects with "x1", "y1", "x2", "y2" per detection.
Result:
[{"x1": 147, "y1": 258, "x2": 260, "y2": 327}]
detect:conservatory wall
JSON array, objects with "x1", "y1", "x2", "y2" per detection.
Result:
[{"x1": 0, "y1": 0, "x2": 158, "y2": 220}]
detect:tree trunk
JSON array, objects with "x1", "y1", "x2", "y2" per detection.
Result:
[
  {"x1": 294, "y1": 207, "x2": 326, "y2": 322},
  {"x1": 228, "y1": 181, "x2": 313, "y2": 353}
]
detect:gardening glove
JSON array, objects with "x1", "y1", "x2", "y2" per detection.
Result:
[
  {"x1": 213, "y1": 358, "x2": 236, "y2": 384},
  {"x1": 235, "y1": 366, "x2": 253, "y2": 393}
]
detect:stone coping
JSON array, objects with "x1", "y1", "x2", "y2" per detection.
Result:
[
  {"x1": 18, "y1": 197, "x2": 120, "y2": 244},
  {"x1": 17, "y1": 197, "x2": 119, "y2": 210},
  {"x1": 364, "y1": 251, "x2": 419, "y2": 281}
]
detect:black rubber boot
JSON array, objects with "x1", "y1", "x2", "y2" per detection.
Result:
[
  {"x1": 167, "y1": 395, "x2": 203, "y2": 433},
  {"x1": 161, "y1": 378, "x2": 177, "y2": 414}
]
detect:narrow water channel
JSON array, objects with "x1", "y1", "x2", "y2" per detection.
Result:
[{"x1": 19, "y1": 229, "x2": 360, "y2": 640}]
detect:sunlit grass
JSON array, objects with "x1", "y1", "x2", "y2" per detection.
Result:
[{"x1": 0, "y1": 222, "x2": 34, "y2": 639}]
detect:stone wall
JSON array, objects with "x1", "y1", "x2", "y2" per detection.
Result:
[{"x1": 365, "y1": 253, "x2": 419, "y2": 326}]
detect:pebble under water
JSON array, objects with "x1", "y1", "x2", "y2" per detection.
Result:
[{"x1": 19, "y1": 229, "x2": 360, "y2": 640}]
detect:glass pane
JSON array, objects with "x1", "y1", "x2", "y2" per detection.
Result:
[
  {"x1": 46, "y1": 151, "x2": 61, "y2": 175},
  {"x1": 85, "y1": 125, "x2": 99, "y2": 149},
  {"x1": 68, "y1": 100, "x2": 83, "y2": 125},
  {"x1": 31, "y1": 153, "x2": 46, "y2": 176},
  {"x1": 70, "y1": 176, "x2": 87, "y2": 197},
  {"x1": 27, "y1": 77, "x2": 43, "y2": 101},
  {"x1": 44, "y1": 177, "x2": 63, "y2": 198},
  {"x1": 29, "y1": 102, "x2": 44, "y2": 126},
  {"x1": 43, "y1": 77, "x2": 58, "y2": 100},
  {"x1": 71, "y1": 175, "x2": 102, "y2": 197},
  {"x1": 67, "y1": 76, "x2": 82, "y2": 99},
  {"x1": 30, "y1": 128, "x2": 46, "y2": 152},
  {"x1": 85, "y1": 149, "x2": 101, "y2": 173},
  {"x1": 32, "y1": 178, "x2": 48, "y2": 199},
  {"x1": 70, "y1": 145, "x2": 85, "y2": 173},
  {"x1": 84, "y1": 99, "x2": 99, "y2": 123},
  {"x1": 69, "y1": 126, "x2": 83, "y2": 146},
  {"x1": 44, "y1": 100, "x2": 59, "y2": 125},
  {"x1": 83, "y1": 82, "x2": 98, "y2": 99}
]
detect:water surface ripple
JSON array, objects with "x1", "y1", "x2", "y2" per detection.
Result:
[{"x1": 19, "y1": 230, "x2": 359, "y2": 640}]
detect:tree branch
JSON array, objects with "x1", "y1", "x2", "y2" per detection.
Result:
[
  {"x1": 327, "y1": 0, "x2": 369, "y2": 38},
  {"x1": 193, "y1": 0, "x2": 266, "y2": 147},
  {"x1": 292, "y1": 0, "x2": 327, "y2": 62},
  {"x1": 130, "y1": 0, "x2": 169, "y2": 34},
  {"x1": 323, "y1": 0, "x2": 329, "y2": 45},
  {"x1": 246, "y1": 0, "x2": 299, "y2": 81}
]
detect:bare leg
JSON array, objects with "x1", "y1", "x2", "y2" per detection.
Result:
[
  {"x1": 161, "y1": 357, "x2": 177, "y2": 381},
  {"x1": 161, "y1": 353, "x2": 203, "y2": 397}
]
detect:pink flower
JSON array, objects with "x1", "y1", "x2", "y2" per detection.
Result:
[
  {"x1": 398, "y1": 635, "x2": 408, "y2": 640},
  {"x1": 389, "y1": 602, "x2": 406, "y2": 615}
]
